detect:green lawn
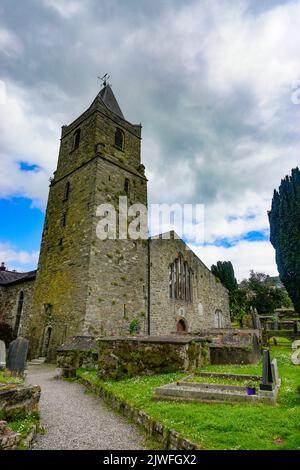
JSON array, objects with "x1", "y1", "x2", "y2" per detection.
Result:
[
  {"x1": 77, "y1": 346, "x2": 300, "y2": 450},
  {"x1": 0, "y1": 370, "x2": 23, "y2": 384}
]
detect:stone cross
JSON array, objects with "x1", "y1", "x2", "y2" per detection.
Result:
[
  {"x1": 7, "y1": 337, "x2": 29, "y2": 376},
  {"x1": 259, "y1": 349, "x2": 274, "y2": 391},
  {"x1": 0, "y1": 340, "x2": 6, "y2": 370}
]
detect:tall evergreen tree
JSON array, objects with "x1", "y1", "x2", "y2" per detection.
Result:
[
  {"x1": 269, "y1": 167, "x2": 300, "y2": 312},
  {"x1": 211, "y1": 261, "x2": 238, "y2": 295}
]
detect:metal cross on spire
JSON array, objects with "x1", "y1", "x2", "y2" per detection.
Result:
[{"x1": 98, "y1": 73, "x2": 110, "y2": 88}]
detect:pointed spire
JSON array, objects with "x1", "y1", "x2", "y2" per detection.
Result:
[{"x1": 98, "y1": 84, "x2": 125, "y2": 119}]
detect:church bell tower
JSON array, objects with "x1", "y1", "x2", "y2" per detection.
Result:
[{"x1": 29, "y1": 82, "x2": 148, "y2": 359}]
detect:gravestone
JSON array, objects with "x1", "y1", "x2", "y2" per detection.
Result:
[
  {"x1": 7, "y1": 337, "x2": 29, "y2": 376},
  {"x1": 250, "y1": 308, "x2": 261, "y2": 330},
  {"x1": 271, "y1": 358, "x2": 280, "y2": 386},
  {"x1": 0, "y1": 340, "x2": 6, "y2": 370},
  {"x1": 259, "y1": 349, "x2": 274, "y2": 391}
]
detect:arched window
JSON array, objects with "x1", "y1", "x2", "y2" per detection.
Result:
[
  {"x1": 115, "y1": 128, "x2": 124, "y2": 150},
  {"x1": 73, "y1": 128, "x2": 81, "y2": 150},
  {"x1": 169, "y1": 256, "x2": 193, "y2": 302},
  {"x1": 14, "y1": 291, "x2": 24, "y2": 336},
  {"x1": 215, "y1": 309, "x2": 224, "y2": 328},
  {"x1": 64, "y1": 181, "x2": 70, "y2": 201}
]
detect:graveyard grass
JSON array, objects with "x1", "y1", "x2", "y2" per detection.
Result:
[
  {"x1": 0, "y1": 370, "x2": 23, "y2": 384},
  {"x1": 77, "y1": 346, "x2": 300, "y2": 450}
]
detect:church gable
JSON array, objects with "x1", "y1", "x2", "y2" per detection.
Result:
[{"x1": 149, "y1": 233, "x2": 230, "y2": 335}]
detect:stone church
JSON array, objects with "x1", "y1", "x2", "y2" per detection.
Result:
[{"x1": 0, "y1": 84, "x2": 230, "y2": 360}]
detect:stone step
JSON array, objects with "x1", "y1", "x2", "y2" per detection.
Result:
[{"x1": 28, "y1": 357, "x2": 46, "y2": 365}]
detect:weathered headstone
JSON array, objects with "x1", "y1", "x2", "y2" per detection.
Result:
[
  {"x1": 0, "y1": 340, "x2": 6, "y2": 370},
  {"x1": 271, "y1": 358, "x2": 280, "y2": 386},
  {"x1": 259, "y1": 349, "x2": 274, "y2": 391},
  {"x1": 250, "y1": 308, "x2": 261, "y2": 330},
  {"x1": 7, "y1": 337, "x2": 29, "y2": 376}
]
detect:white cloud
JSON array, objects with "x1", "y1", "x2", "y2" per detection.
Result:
[
  {"x1": 0, "y1": 82, "x2": 60, "y2": 209},
  {"x1": 0, "y1": 26, "x2": 22, "y2": 57},
  {"x1": 42, "y1": 0, "x2": 86, "y2": 18},
  {"x1": 190, "y1": 239, "x2": 278, "y2": 281},
  {"x1": 0, "y1": 242, "x2": 39, "y2": 271},
  {"x1": 2, "y1": 0, "x2": 300, "y2": 277}
]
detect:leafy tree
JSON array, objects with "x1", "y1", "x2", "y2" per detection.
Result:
[
  {"x1": 240, "y1": 270, "x2": 291, "y2": 315},
  {"x1": 269, "y1": 167, "x2": 300, "y2": 312}
]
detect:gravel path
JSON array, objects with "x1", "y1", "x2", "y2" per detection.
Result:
[{"x1": 26, "y1": 365, "x2": 144, "y2": 450}]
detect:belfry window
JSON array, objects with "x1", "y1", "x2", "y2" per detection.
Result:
[
  {"x1": 115, "y1": 128, "x2": 124, "y2": 150},
  {"x1": 73, "y1": 129, "x2": 81, "y2": 150},
  {"x1": 169, "y1": 255, "x2": 192, "y2": 301}
]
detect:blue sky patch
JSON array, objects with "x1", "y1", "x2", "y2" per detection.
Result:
[{"x1": 0, "y1": 197, "x2": 44, "y2": 259}]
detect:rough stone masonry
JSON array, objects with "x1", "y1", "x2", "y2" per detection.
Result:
[{"x1": 0, "y1": 84, "x2": 230, "y2": 360}]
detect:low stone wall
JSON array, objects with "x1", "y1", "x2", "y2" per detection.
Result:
[
  {"x1": 0, "y1": 420, "x2": 37, "y2": 450},
  {"x1": 209, "y1": 344, "x2": 260, "y2": 365},
  {"x1": 56, "y1": 336, "x2": 98, "y2": 370},
  {"x1": 198, "y1": 329, "x2": 261, "y2": 365},
  {"x1": 79, "y1": 375, "x2": 199, "y2": 450},
  {"x1": 97, "y1": 336, "x2": 210, "y2": 380},
  {"x1": 0, "y1": 420, "x2": 21, "y2": 450},
  {"x1": 265, "y1": 329, "x2": 300, "y2": 341},
  {"x1": 0, "y1": 383, "x2": 41, "y2": 420}
]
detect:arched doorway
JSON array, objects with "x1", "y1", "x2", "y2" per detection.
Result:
[
  {"x1": 176, "y1": 319, "x2": 187, "y2": 332},
  {"x1": 14, "y1": 291, "x2": 24, "y2": 336}
]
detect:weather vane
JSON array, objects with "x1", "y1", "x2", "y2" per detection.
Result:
[{"x1": 98, "y1": 73, "x2": 110, "y2": 88}]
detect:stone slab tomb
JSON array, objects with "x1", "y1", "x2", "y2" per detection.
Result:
[{"x1": 155, "y1": 349, "x2": 280, "y2": 405}]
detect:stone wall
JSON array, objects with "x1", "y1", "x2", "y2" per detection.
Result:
[
  {"x1": 83, "y1": 154, "x2": 148, "y2": 338},
  {"x1": 205, "y1": 329, "x2": 262, "y2": 365},
  {"x1": 28, "y1": 89, "x2": 148, "y2": 360},
  {"x1": 28, "y1": 159, "x2": 98, "y2": 360},
  {"x1": 149, "y1": 234, "x2": 230, "y2": 335},
  {"x1": 79, "y1": 375, "x2": 199, "y2": 450},
  {"x1": 56, "y1": 335, "x2": 98, "y2": 369},
  {"x1": 0, "y1": 279, "x2": 35, "y2": 337},
  {"x1": 97, "y1": 336, "x2": 210, "y2": 380},
  {"x1": 0, "y1": 383, "x2": 41, "y2": 420}
]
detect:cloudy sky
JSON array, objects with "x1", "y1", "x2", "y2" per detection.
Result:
[{"x1": 1, "y1": 0, "x2": 300, "y2": 279}]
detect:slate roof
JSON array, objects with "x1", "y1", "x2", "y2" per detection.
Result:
[
  {"x1": 98, "y1": 85, "x2": 125, "y2": 119},
  {"x1": 0, "y1": 269, "x2": 37, "y2": 286}
]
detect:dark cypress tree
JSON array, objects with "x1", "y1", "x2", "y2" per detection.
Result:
[
  {"x1": 211, "y1": 261, "x2": 238, "y2": 294},
  {"x1": 269, "y1": 167, "x2": 300, "y2": 312}
]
